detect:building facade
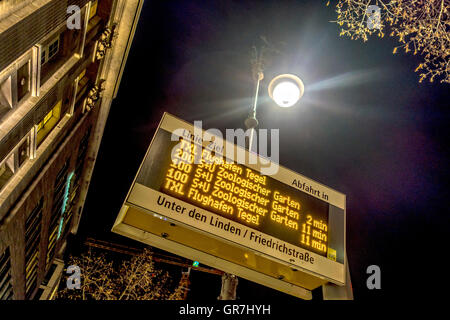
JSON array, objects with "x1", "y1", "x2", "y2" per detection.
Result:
[{"x1": 0, "y1": 0, "x2": 143, "y2": 300}]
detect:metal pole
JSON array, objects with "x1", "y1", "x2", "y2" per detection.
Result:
[
  {"x1": 218, "y1": 59, "x2": 264, "y2": 301},
  {"x1": 245, "y1": 71, "x2": 264, "y2": 151},
  {"x1": 322, "y1": 253, "x2": 354, "y2": 300},
  {"x1": 218, "y1": 273, "x2": 239, "y2": 300}
]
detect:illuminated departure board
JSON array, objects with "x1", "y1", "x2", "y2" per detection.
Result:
[
  {"x1": 157, "y1": 138, "x2": 330, "y2": 257},
  {"x1": 115, "y1": 113, "x2": 346, "y2": 290}
]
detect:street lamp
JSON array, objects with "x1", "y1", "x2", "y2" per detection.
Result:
[
  {"x1": 245, "y1": 72, "x2": 304, "y2": 150},
  {"x1": 268, "y1": 74, "x2": 304, "y2": 108}
]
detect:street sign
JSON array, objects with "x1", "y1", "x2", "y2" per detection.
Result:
[{"x1": 112, "y1": 113, "x2": 346, "y2": 299}]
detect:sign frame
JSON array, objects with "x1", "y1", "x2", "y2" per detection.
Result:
[{"x1": 112, "y1": 112, "x2": 347, "y2": 299}]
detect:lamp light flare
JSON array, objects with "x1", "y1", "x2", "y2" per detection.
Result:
[
  {"x1": 272, "y1": 81, "x2": 301, "y2": 108},
  {"x1": 268, "y1": 74, "x2": 304, "y2": 108}
]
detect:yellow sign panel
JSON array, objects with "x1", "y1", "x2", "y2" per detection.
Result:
[
  {"x1": 161, "y1": 139, "x2": 330, "y2": 257},
  {"x1": 112, "y1": 113, "x2": 346, "y2": 297}
]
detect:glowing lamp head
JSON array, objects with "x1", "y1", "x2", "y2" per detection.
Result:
[{"x1": 268, "y1": 74, "x2": 304, "y2": 108}]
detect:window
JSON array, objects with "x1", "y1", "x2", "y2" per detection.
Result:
[
  {"x1": 46, "y1": 224, "x2": 58, "y2": 267},
  {"x1": 0, "y1": 75, "x2": 13, "y2": 120},
  {"x1": 17, "y1": 61, "x2": 30, "y2": 102},
  {"x1": 25, "y1": 200, "x2": 43, "y2": 299},
  {"x1": 39, "y1": 33, "x2": 63, "y2": 85},
  {"x1": 89, "y1": 0, "x2": 98, "y2": 20},
  {"x1": 63, "y1": 82, "x2": 76, "y2": 116},
  {"x1": 0, "y1": 50, "x2": 35, "y2": 122},
  {"x1": 18, "y1": 135, "x2": 30, "y2": 166},
  {"x1": 48, "y1": 40, "x2": 60, "y2": 60},
  {"x1": 40, "y1": 52, "x2": 45, "y2": 65},
  {"x1": 0, "y1": 248, "x2": 13, "y2": 300},
  {"x1": 75, "y1": 127, "x2": 90, "y2": 176},
  {"x1": 40, "y1": 25, "x2": 83, "y2": 85},
  {"x1": 87, "y1": 0, "x2": 102, "y2": 34},
  {"x1": 75, "y1": 63, "x2": 100, "y2": 109},
  {"x1": 61, "y1": 172, "x2": 76, "y2": 238},
  {"x1": 41, "y1": 36, "x2": 60, "y2": 66},
  {"x1": 0, "y1": 134, "x2": 31, "y2": 191},
  {"x1": 78, "y1": 69, "x2": 87, "y2": 83},
  {"x1": 77, "y1": 68, "x2": 88, "y2": 91},
  {"x1": 47, "y1": 161, "x2": 69, "y2": 267},
  {"x1": 75, "y1": 68, "x2": 89, "y2": 103},
  {"x1": 74, "y1": 127, "x2": 91, "y2": 187},
  {"x1": 0, "y1": 154, "x2": 15, "y2": 190},
  {"x1": 36, "y1": 100, "x2": 62, "y2": 147}
]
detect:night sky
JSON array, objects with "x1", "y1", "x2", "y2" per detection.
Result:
[{"x1": 75, "y1": 0, "x2": 449, "y2": 302}]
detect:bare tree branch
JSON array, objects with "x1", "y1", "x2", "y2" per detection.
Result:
[
  {"x1": 329, "y1": 0, "x2": 450, "y2": 83},
  {"x1": 55, "y1": 248, "x2": 186, "y2": 300}
]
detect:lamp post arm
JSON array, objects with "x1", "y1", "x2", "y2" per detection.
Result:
[
  {"x1": 251, "y1": 71, "x2": 264, "y2": 115},
  {"x1": 245, "y1": 71, "x2": 264, "y2": 151}
]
